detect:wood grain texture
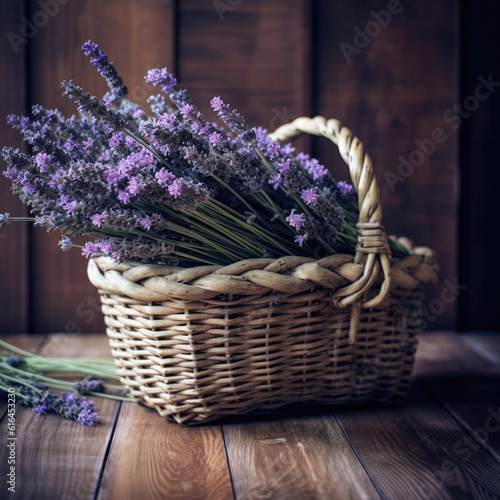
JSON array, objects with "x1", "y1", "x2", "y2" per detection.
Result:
[
  {"x1": 27, "y1": 0, "x2": 175, "y2": 332},
  {"x1": 336, "y1": 382, "x2": 500, "y2": 499},
  {"x1": 223, "y1": 416, "x2": 380, "y2": 500},
  {"x1": 315, "y1": 0, "x2": 458, "y2": 329},
  {"x1": 178, "y1": 0, "x2": 311, "y2": 145},
  {"x1": 461, "y1": 334, "x2": 500, "y2": 366},
  {"x1": 97, "y1": 403, "x2": 233, "y2": 500},
  {"x1": 0, "y1": 333, "x2": 120, "y2": 499},
  {"x1": 414, "y1": 332, "x2": 500, "y2": 378},
  {"x1": 415, "y1": 333, "x2": 500, "y2": 462},
  {"x1": 0, "y1": 1, "x2": 29, "y2": 333},
  {"x1": 460, "y1": 0, "x2": 500, "y2": 330}
]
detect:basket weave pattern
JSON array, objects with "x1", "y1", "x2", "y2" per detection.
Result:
[{"x1": 88, "y1": 116, "x2": 438, "y2": 424}]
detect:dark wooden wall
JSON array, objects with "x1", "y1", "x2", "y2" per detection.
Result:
[{"x1": 0, "y1": 0, "x2": 494, "y2": 333}]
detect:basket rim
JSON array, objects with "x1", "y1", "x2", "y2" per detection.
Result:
[{"x1": 88, "y1": 246, "x2": 438, "y2": 303}]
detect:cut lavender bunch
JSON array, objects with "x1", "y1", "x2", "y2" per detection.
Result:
[
  {"x1": 0, "y1": 338, "x2": 133, "y2": 427},
  {"x1": 2, "y1": 40, "x2": 410, "y2": 265},
  {"x1": 0, "y1": 376, "x2": 99, "y2": 426}
]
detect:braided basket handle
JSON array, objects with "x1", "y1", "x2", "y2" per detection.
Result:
[{"x1": 269, "y1": 116, "x2": 392, "y2": 323}]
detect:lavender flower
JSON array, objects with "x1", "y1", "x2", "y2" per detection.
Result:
[
  {"x1": 62, "y1": 80, "x2": 126, "y2": 131},
  {"x1": 146, "y1": 68, "x2": 178, "y2": 94},
  {"x1": 0, "y1": 213, "x2": 9, "y2": 227},
  {"x1": 294, "y1": 234, "x2": 308, "y2": 247},
  {"x1": 301, "y1": 188, "x2": 318, "y2": 206},
  {"x1": 51, "y1": 391, "x2": 99, "y2": 425},
  {"x1": 337, "y1": 180, "x2": 354, "y2": 196},
  {"x1": 296, "y1": 152, "x2": 328, "y2": 181},
  {"x1": 58, "y1": 236, "x2": 73, "y2": 251},
  {"x1": 74, "y1": 375, "x2": 105, "y2": 395},
  {"x1": 82, "y1": 40, "x2": 128, "y2": 104},
  {"x1": 286, "y1": 209, "x2": 306, "y2": 231},
  {"x1": 210, "y1": 96, "x2": 248, "y2": 134},
  {"x1": 77, "y1": 408, "x2": 100, "y2": 426},
  {"x1": 147, "y1": 94, "x2": 168, "y2": 116}
]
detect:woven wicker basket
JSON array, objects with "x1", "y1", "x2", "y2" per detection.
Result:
[{"x1": 87, "y1": 116, "x2": 438, "y2": 425}]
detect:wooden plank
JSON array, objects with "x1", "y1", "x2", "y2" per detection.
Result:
[
  {"x1": 459, "y1": 0, "x2": 500, "y2": 330},
  {"x1": 97, "y1": 404, "x2": 234, "y2": 500},
  {"x1": 336, "y1": 382, "x2": 500, "y2": 499},
  {"x1": 461, "y1": 333, "x2": 500, "y2": 366},
  {"x1": 415, "y1": 332, "x2": 500, "y2": 462},
  {"x1": 0, "y1": 1, "x2": 29, "y2": 333},
  {"x1": 315, "y1": 0, "x2": 458, "y2": 329},
  {"x1": 27, "y1": 0, "x2": 175, "y2": 332},
  {"x1": 223, "y1": 416, "x2": 380, "y2": 500},
  {"x1": 0, "y1": 333, "x2": 120, "y2": 499},
  {"x1": 414, "y1": 332, "x2": 500, "y2": 378},
  {"x1": 178, "y1": 0, "x2": 311, "y2": 142}
]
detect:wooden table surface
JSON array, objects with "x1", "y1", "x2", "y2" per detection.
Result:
[{"x1": 0, "y1": 331, "x2": 499, "y2": 500}]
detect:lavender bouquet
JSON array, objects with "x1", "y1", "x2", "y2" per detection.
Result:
[{"x1": 1, "y1": 41, "x2": 408, "y2": 266}]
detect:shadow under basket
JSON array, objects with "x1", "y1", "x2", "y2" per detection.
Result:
[{"x1": 87, "y1": 116, "x2": 438, "y2": 425}]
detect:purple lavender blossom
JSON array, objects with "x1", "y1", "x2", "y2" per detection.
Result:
[
  {"x1": 168, "y1": 178, "x2": 183, "y2": 199},
  {"x1": 62, "y1": 80, "x2": 126, "y2": 131},
  {"x1": 35, "y1": 152, "x2": 52, "y2": 173},
  {"x1": 294, "y1": 234, "x2": 308, "y2": 247},
  {"x1": 58, "y1": 194, "x2": 78, "y2": 216},
  {"x1": 296, "y1": 152, "x2": 328, "y2": 181},
  {"x1": 209, "y1": 132, "x2": 222, "y2": 146},
  {"x1": 147, "y1": 94, "x2": 167, "y2": 116},
  {"x1": 0, "y1": 213, "x2": 9, "y2": 227},
  {"x1": 31, "y1": 390, "x2": 57, "y2": 416},
  {"x1": 146, "y1": 68, "x2": 178, "y2": 94},
  {"x1": 286, "y1": 209, "x2": 306, "y2": 231},
  {"x1": 74, "y1": 375, "x2": 105, "y2": 395},
  {"x1": 269, "y1": 175, "x2": 281, "y2": 190},
  {"x1": 33, "y1": 404, "x2": 46, "y2": 415},
  {"x1": 337, "y1": 180, "x2": 354, "y2": 196},
  {"x1": 82, "y1": 137, "x2": 94, "y2": 151},
  {"x1": 301, "y1": 188, "x2": 318, "y2": 206},
  {"x1": 82, "y1": 241, "x2": 100, "y2": 258},
  {"x1": 58, "y1": 236, "x2": 73, "y2": 251},
  {"x1": 156, "y1": 168, "x2": 175, "y2": 187},
  {"x1": 91, "y1": 214, "x2": 103, "y2": 227},
  {"x1": 138, "y1": 216, "x2": 152, "y2": 231},
  {"x1": 82, "y1": 40, "x2": 128, "y2": 104},
  {"x1": 77, "y1": 409, "x2": 100, "y2": 426},
  {"x1": 210, "y1": 96, "x2": 248, "y2": 134}
]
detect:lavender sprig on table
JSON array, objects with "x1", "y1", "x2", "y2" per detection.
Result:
[
  {"x1": 0, "y1": 340, "x2": 133, "y2": 426},
  {"x1": 1, "y1": 40, "x2": 410, "y2": 265}
]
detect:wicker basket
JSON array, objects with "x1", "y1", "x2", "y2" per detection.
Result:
[{"x1": 87, "y1": 116, "x2": 438, "y2": 425}]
